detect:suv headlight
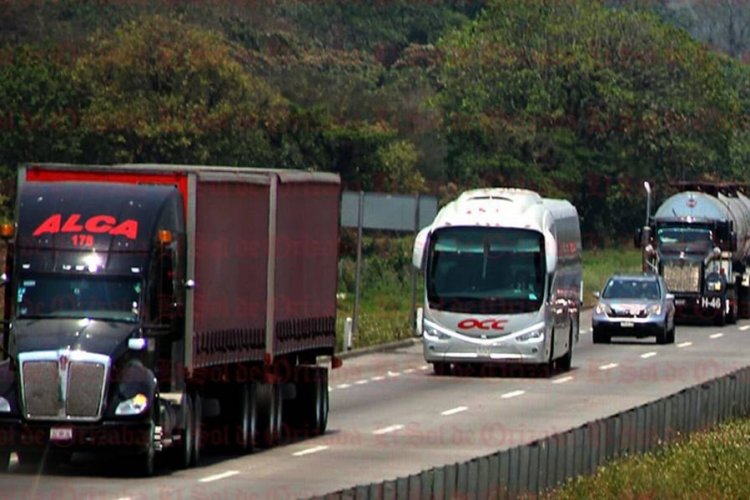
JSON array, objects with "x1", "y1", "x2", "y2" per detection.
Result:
[{"x1": 648, "y1": 304, "x2": 662, "y2": 315}]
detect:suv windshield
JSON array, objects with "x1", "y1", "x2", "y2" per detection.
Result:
[
  {"x1": 602, "y1": 278, "x2": 661, "y2": 300},
  {"x1": 17, "y1": 274, "x2": 142, "y2": 322},
  {"x1": 427, "y1": 227, "x2": 545, "y2": 314},
  {"x1": 657, "y1": 226, "x2": 712, "y2": 254}
]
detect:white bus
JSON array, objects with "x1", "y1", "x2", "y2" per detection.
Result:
[{"x1": 413, "y1": 188, "x2": 582, "y2": 375}]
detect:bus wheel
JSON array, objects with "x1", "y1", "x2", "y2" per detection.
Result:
[{"x1": 557, "y1": 326, "x2": 574, "y2": 372}]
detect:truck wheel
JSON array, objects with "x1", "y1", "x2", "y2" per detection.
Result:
[
  {"x1": 135, "y1": 423, "x2": 156, "y2": 477},
  {"x1": 172, "y1": 393, "x2": 193, "y2": 469},
  {"x1": 191, "y1": 393, "x2": 203, "y2": 467}
]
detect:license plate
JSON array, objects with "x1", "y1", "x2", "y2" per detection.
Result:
[
  {"x1": 476, "y1": 346, "x2": 491, "y2": 358},
  {"x1": 50, "y1": 427, "x2": 73, "y2": 441},
  {"x1": 620, "y1": 321, "x2": 635, "y2": 328}
]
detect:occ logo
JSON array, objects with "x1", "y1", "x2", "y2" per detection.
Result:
[{"x1": 457, "y1": 319, "x2": 507, "y2": 331}]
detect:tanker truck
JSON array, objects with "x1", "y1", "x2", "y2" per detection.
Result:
[
  {"x1": 412, "y1": 188, "x2": 582, "y2": 376},
  {"x1": 0, "y1": 163, "x2": 340, "y2": 475},
  {"x1": 635, "y1": 181, "x2": 750, "y2": 324}
]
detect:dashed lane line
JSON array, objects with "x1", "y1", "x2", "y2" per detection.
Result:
[
  {"x1": 199, "y1": 471, "x2": 240, "y2": 483},
  {"x1": 740, "y1": 325, "x2": 750, "y2": 331},
  {"x1": 552, "y1": 376, "x2": 574, "y2": 384},
  {"x1": 599, "y1": 363, "x2": 619, "y2": 371},
  {"x1": 292, "y1": 445, "x2": 330, "y2": 457},
  {"x1": 336, "y1": 383, "x2": 352, "y2": 390},
  {"x1": 441, "y1": 406, "x2": 469, "y2": 416},
  {"x1": 677, "y1": 341, "x2": 693, "y2": 348},
  {"x1": 501, "y1": 390, "x2": 526, "y2": 399},
  {"x1": 354, "y1": 379, "x2": 369, "y2": 385},
  {"x1": 640, "y1": 352, "x2": 657, "y2": 359},
  {"x1": 710, "y1": 333, "x2": 724, "y2": 339},
  {"x1": 372, "y1": 424, "x2": 405, "y2": 435}
]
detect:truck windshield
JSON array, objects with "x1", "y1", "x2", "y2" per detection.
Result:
[
  {"x1": 16, "y1": 274, "x2": 142, "y2": 323},
  {"x1": 657, "y1": 226, "x2": 712, "y2": 254},
  {"x1": 427, "y1": 227, "x2": 545, "y2": 314}
]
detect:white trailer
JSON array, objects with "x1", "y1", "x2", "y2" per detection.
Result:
[{"x1": 412, "y1": 188, "x2": 582, "y2": 375}]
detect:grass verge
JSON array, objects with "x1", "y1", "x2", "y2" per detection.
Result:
[{"x1": 550, "y1": 418, "x2": 750, "y2": 499}]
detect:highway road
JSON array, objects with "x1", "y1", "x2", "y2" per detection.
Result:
[{"x1": 2, "y1": 310, "x2": 750, "y2": 499}]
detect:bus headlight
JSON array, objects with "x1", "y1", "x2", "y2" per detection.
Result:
[
  {"x1": 516, "y1": 330, "x2": 545, "y2": 343},
  {"x1": 424, "y1": 327, "x2": 450, "y2": 340}
]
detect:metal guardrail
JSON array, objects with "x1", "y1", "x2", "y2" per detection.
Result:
[{"x1": 316, "y1": 367, "x2": 750, "y2": 499}]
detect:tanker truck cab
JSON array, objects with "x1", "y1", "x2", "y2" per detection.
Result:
[
  {"x1": 413, "y1": 189, "x2": 582, "y2": 376},
  {"x1": 0, "y1": 180, "x2": 187, "y2": 472},
  {"x1": 640, "y1": 183, "x2": 749, "y2": 325}
]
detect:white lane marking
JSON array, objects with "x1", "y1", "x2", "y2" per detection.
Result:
[
  {"x1": 292, "y1": 445, "x2": 330, "y2": 457},
  {"x1": 640, "y1": 352, "x2": 657, "y2": 359},
  {"x1": 740, "y1": 325, "x2": 750, "y2": 331},
  {"x1": 403, "y1": 368, "x2": 416, "y2": 374},
  {"x1": 328, "y1": 386, "x2": 333, "y2": 391},
  {"x1": 441, "y1": 406, "x2": 469, "y2": 416},
  {"x1": 372, "y1": 424, "x2": 405, "y2": 435},
  {"x1": 552, "y1": 375, "x2": 574, "y2": 384},
  {"x1": 580, "y1": 328, "x2": 592, "y2": 335},
  {"x1": 354, "y1": 379, "x2": 369, "y2": 385},
  {"x1": 677, "y1": 341, "x2": 693, "y2": 348},
  {"x1": 336, "y1": 383, "x2": 352, "y2": 390},
  {"x1": 419, "y1": 365, "x2": 430, "y2": 370},
  {"x1": 599, "y1": 363, "x2": 619, "y2": 371},
  {"x1": 501, "y1": 390, "x2": 526, "y2": 399},
  {"x1": 710, "y1": 333, "x2": 724, "y2": 339},
  {"x1": 199, "y1": 470, "x2": 240, "y2": 483},
  {"x1": 387, "y1": 371, "x2": 401, "y2": 378},
  {"x1": 370, "y1": 376, "x2": 385, "y2": 381}
]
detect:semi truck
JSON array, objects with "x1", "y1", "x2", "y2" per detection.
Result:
[
  {"x1": 636, "y1": 181, "x2": 750, "y2": 324},
  {"x1": 412, "y1": 188, "x2": 582, "y2": 376},
  {"x1": 0, "y1": 163, "x2": 341, "y2": 475}
]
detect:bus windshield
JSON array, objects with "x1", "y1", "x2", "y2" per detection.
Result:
[
  {"x1": 427, "y1": 227, "x2": 545, "y2": 314},
  {"x1": 16, "y1": 274, "x2": 142, "y2": 323}
]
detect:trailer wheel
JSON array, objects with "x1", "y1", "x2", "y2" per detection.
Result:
[
  {"x1": 317, "y1": 369, "x2": 329, "y2": 435},
  {"x1": 257, "y1": 382, "x2": 282, "y2": 447},
  {"x1": 191, "y1": 392, "x2": 203, "y2": 467},
  {"x1": 237, "y1": 383, "x2": 257, "y2": 452}
]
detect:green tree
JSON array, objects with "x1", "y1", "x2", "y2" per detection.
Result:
[
  {"x1": 72, "y1": 15, "x2": 289, "y2": 166},
  {"x1": 437, "y1": 0, "x2": 745, "y2": 243}
]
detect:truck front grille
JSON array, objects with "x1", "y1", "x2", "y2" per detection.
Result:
[
  {"x1": 20, "y1": 351, "x2": 110, "y2": 422},
  {"x1": 663, "y1": 262, "x2": 701, "y2": 293}
]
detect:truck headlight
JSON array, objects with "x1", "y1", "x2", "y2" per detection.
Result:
[
  {"x1": 0, "y1": 396, "x2": 10, "y2": 413},
  {"x1": 516, "y1": 330, "x2": 545, "y2": 343},
  {"x1": 648, "y1": 304, "x2": 662, "y2": 315},
  {"x1": 115, "y1": 393, "x2": 149, "y2": 416}
]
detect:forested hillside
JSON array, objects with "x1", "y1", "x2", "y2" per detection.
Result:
[{"x1": 1, "y1": 0, "x2": 748, "y2": 244}]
